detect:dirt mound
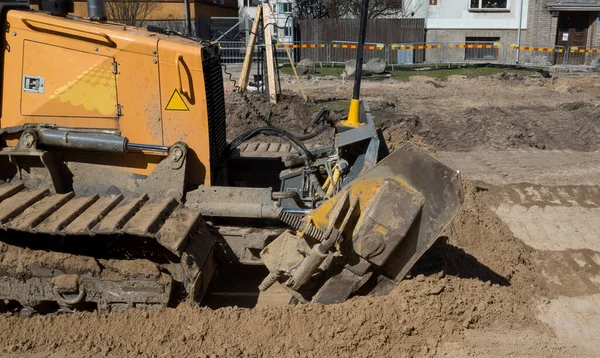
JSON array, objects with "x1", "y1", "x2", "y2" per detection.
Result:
[
  {"x1": 304, "y1": 75, "x2": 600, "y2": 152},
  {"x1": 0, "y1": 183, "x2": 552, "y2": 357},
  {"x1": 368, "y1": 98, "x2": 600, "y2": 152},
  {"x1": 225, "y1": 91, "x2": 338, "y2": 145}
]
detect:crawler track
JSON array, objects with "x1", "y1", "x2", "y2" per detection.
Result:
[{"x1": 0, "y1": 183, "x2": 215, "y2": 312}]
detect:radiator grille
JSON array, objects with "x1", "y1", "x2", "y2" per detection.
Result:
[{"x1": 202, "y1": 49, "x2": 227, "y2": 180}]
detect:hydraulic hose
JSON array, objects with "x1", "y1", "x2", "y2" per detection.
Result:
[{"x1": 229, "y1": 126, "x2": 314, "y2": 167}]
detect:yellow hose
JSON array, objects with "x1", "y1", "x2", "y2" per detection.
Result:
[
  {"x1": 322, "y1": 176, "x2": 331, "y2": 191},
  {"x1": 326, "y1": 168, "x2": 341, "y2": 196}
]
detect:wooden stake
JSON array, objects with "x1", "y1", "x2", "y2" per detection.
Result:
[
  {"x1": 263, "y1": 3, "x2": 278, "y2": 104},
  {"x1": 239, "y1": 8, "x2": 262, "y2": 91}
]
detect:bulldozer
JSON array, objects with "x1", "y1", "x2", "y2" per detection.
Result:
[{"x1": 0, "y1": 0, "x2": 463, "y2": 312}]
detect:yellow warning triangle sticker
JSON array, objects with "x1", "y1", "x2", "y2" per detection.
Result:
[{"x1": 165, "y1": 89, "x2": 189, "y2": 111}]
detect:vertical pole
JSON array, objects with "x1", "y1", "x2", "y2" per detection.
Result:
[
  {"x1": 516, "y1": 0, "x2": 524, "y2": 64},
  {"x1": 353, "y1": 0, "x2": 369, "y2": 100},
  {"x1": 263, "y1": 3, "x2": 279, "y2": 104},
  {"x1": 239, "y1": 7, "x2": 263, "y2": 90},
  {"x1": 184, "y1": 0, "x2": 192, "y2": 36},
  {"x1": 346, "y1": 0, "x2": 369, "y2": 126}
]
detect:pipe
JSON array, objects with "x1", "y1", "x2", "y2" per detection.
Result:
[
  {"x1": 353, "y1": 0, "x2": 369, "y2": 101},
  {"x1": 184, "y1": 0, "x2": 192, "y2": 36},
  {"x1": 346, "y1": 0, "x2": 370, "y2": 126},
  {"x1": 37, "y1": 130, "x2": 169, "y2": 153},
  {"x1": 126, "y1": 143, "x2": 169, "y2": 152},
  {"x1": 39, "y1": 129, "x2": 127, "y2": 152},
  {"x1": 283, "y1": 209, "x2": 311, "y2": 215},
  {"x1": 87, "y1": 0, "x2": 106, "y2": 21},
  {"x1": 516, "y1": 0, "x2": 524, "y2": 64}
]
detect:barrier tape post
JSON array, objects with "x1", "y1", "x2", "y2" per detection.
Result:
[
  {"x1": 509, "y1": 44, "x2": 566, "y2": 67},
  {"x1": 274, "y1": 41, "x2": 328, "y2": 67},
  {"x1": 446, "y1": 41, "x2": 504, "y2": 65},
  {"x1": 218, "y1": 41, "x2": 258, "y2": 64},
  {"x1": 566, "y1": 46, "x2": 600, "y2": 68},
  {"x1": 387, "y1": 42, "x2": 444, "y2": 69}
]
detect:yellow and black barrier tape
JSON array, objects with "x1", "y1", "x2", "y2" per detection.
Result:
[
  {"x1": 569, "y1": 47, "x2": 600, "y2": 53},
  {"x1": 449, "y1": 43, "x2": 501, "y2": 49},
  {"x1": 332, "y1": 44, "x2": 385, "y2": 50},
  {"x1": 275, "y1": 43, "x2": 326, "y2": 49},
  {"x1": 391, "y1": 44, "x2": 442, "y2": 50},
  {"x1": 510, "y1": 45, "x2": 563, "y2": 53}
]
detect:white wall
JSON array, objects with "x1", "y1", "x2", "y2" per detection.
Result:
[{"x1": 426, "y1": 0, "x2": 528, "y2": 29}]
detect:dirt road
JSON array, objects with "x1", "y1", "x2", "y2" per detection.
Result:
[{"x1": 1, "y1": 71, "x2": 600, "y2": 357}]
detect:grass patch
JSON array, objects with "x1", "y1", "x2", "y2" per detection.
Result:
[
  {"x1": 593, "y1": 66, "x2": 600, "y2": 73},
  {"x1": 280, "y1": 64, "x2": 539, "y2": 80},
  {"x1": 315, "y1": 99, "x2": 350, "y2": 112}
]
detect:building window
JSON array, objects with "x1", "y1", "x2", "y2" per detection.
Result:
[
  {"x1": 278, "y1": 3, "x2": 293, "y2": 14},
  {"x1": 469, "y1": 0, "x2": 508, "y2": 10},
  {"x1": 283, "y1": 26, "x2": 292, "y2": 37},
  {"x1": 245, "y1": 0, "x2": 261, "y2": 6},
  {"x1": 464, "y1": 37, "x2": 500, "y2": 60}
]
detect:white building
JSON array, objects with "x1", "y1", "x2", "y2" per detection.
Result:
[
  {"x1": 238, "y1": 0, "x2": 294, "y2": 43},
  {"x1": 425, "y1": 0, "x2": 529, "y2": 62}
]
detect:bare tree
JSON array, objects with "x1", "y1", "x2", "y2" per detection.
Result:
[
  {"x1": 342, "y1": 0, "x2": 404, "y2": 18},
  {"x1": 293, "y1": 0, "x2": 407, "y2": 19},
  {"x1": 105, "y1": 0, "x2": 159, "y2": 27},
  {"x1": 396, "y1": 0, "x2": 424, "y2": 18},
  {"x1": 293, "y1": 0, "x2": 330, "y2": 20}
]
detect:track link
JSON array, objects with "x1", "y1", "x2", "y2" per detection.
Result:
[{"x1": 0, "y1": 183, "x2": 215, "y2": 312}]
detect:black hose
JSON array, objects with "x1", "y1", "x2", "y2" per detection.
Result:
[
  {"x1": 295, "y1": 125, "x2": 330, "y2": 141},
  {"x1": 229, "y1": 127, "x2": 313, "y2": 166}
]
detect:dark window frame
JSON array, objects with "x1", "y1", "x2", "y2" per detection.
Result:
[
  {"x1": 469, "y1": 0, "x2": 509, "y2": 11},
  {"x1": 464, "y1": 37, "x2": 501, "y2": 61}
]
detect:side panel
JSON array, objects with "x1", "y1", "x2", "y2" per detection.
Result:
[
  {"x1": 21, "y1": 41, "x2": 118, "y2": 118},
  {"x1": 114, "y1": 51, "x2": 163, "y2": 145},
  {"x1": 2, "y1": 11, "x2": 167, "y2": 177},
  {"x1": 158, "y1": 39, "x2": 211, "y2": 185}
]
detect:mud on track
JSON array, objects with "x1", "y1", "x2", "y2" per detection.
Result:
[{"x1": 2, "y1": 72, "x2": 600, "y2": 357}]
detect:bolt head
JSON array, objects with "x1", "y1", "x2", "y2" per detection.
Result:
[
  {"x1": 171, "y1": 147, "x2": 184, "y2": 162},
  {"x1": 94, "y1": 47, "x2": 98, "y2": 51},
  {"x1": 153, "y1": 59, "x2": 158, "y2": 64},
  {"x1": 12, "y1": 32, "x2": 16, "y2": 36},
  {"x1": 23, "y1": 133, "x2": 35, "y2": 148}
]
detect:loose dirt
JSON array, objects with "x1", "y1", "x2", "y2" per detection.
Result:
[
  {"x1": 2, "y1": 71, "x2": 600, "y2": 357},
  {"x1": 0, "y1": 183, "x2": 555, "y2": 357}
]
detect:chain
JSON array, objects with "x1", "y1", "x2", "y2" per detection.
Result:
[
  {"x1": 221, "y1": 62, "x2": 274, "y2": 127},
  {"x1": 240, "y1": 91, "x2": 275, "y2": 127},
  {"x1": 222, "y1": 63, "x2": 331, "y2": 139}
]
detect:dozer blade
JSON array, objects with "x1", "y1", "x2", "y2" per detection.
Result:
[{"x1": 261, "y1": 142, "x2": 463, "y2": 304}]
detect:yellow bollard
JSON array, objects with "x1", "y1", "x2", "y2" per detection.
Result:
[{"x1": 340, "y1": 99, "x2": 365, "y2": 128}]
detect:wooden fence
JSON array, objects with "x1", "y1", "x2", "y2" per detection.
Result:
[{"x1": 296, "y1": 18, "x2": 425, "y2": 44}]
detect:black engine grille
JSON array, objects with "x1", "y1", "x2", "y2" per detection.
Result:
[{"x1": 202, "y1": 48, "x2": 227, "y2": 181}]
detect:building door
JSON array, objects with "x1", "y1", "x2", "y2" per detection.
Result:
[{"x1": 555, "y1": 12, "x2": 591, "y2": 64}]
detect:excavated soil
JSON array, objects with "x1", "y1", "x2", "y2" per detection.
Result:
[
  {"x1": 0, "y1": 183, "x2": 552, "y2": 357},
  {"x1": 2, "y1": 72, "x2": 600, "y2": 356}
]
